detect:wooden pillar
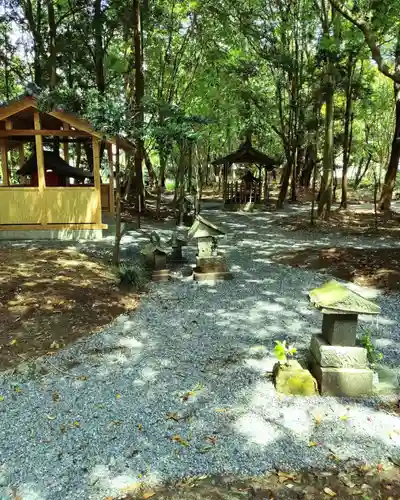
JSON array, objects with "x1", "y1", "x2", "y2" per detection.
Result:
[
  {"x1": 18, "y1": 143, "x2": 25, "y2": 168},
  {"x1": 92, "y1": 137, "x2": 102, "y2": 225},
  {"x1": 107, "y1": 144, "x2": 115, "y2": 215},
  {"x1": 264, "y1": 168, "x2": 270, "y2": 204},
  {"x1": 223, "y1": 162, "x2": 229, "y2": 202},
  {"x1": 0, "y1": 141, "x2": 8, "y2": 186},
  {"x1": 33, "y1": 112, "x2": 46, "y2": 191},
  {"x1": 63, "y1": 123, "x2": 70, "y2": 164}
]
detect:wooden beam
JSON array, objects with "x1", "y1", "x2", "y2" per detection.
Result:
[
  {"x1": 107, "y1": 144, "x2": 115, "y2": 215},
  {"x1": 0, "y1": 97, "x2": 34, "y2": 121},
  {"x1": 1, "y1": 141, "x2": 8, "y2": 186},
  {"x1": 92, "y1": 138, "x2": 102, "y2": 225},
  {"x1": 5, "y1": 120, "x2": 12, "y2": 130},
  {"x1": 0, "y1": 129, "x2": 90, "y2": 137},
  {"x1": 33, "y1": 112, "x2": 46, "y2": 193},
  {"x1": 18, "y1": 143, "x2": 25, "y2": 168},
  {"x1": 63, "y1": 123, "x2": 70, "y2": 163}
]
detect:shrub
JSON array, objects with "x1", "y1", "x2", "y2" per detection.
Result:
[{"x1": 117, "y1": 261, "x2": 150, "y2": 291}]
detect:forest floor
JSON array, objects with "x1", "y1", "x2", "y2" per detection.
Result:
[
  {"x1": 1, "y1": 205, "x2": 400, "y2": 500},
  {"x1": 120, "y1": 466, "x2": 400, "y2": 499},
  {"x1": 271, "y1": 247, "x2": 400, "y2": 293},
  {"x1": 0, "y1": 247, "x2": 138, "y2": 370},
  {"x1": 272, "y1": 206, "x2": 400, "y2": 239}
]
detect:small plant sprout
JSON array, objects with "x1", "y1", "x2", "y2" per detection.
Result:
[{"x1": 274, "y1": 340, "x2": 297, "y2": 365}]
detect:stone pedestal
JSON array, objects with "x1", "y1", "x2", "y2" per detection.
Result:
[
  {"x1": 308, "y1": 335, "x2": 373, "y2": 397},
  {"x1": 310, "y1": 335, "x2": 367, "y2": 369},
  {"x1": 322, "y1": 313, "x2": 358, "y2": 346},
  {"x1": 309, "y1": 361, "x2": 373, "y2": 397},
  {"x1": 152, "y1": 269, "x2": 169, "y2": 282},
  {"x1": 273, "y1": 361, "x2": 318, "y2": 396},
  {"x1": 193, "y1": 255, "x2": 232, "y2": 281}
]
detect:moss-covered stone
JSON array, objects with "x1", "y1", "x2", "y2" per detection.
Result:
[{"x1": 273, "y1": 361, "x2": 318, "y2": 396}]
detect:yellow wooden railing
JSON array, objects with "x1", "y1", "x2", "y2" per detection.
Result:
[{"x1": 0, "y1": 187, "x2": 101, "y2": 226}]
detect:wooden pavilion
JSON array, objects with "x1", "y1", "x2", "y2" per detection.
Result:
[
  {"x1": 0, "y1": 95, "x2": 134, "y2": 238},
  {"x1": 211, "y1": 139, "x2": 278, "y2": 205}
]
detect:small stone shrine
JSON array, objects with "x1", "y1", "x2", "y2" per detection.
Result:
[
  {"x1": 188, "y1": 215, "x2": 232, "y2": 281},
  {"x1": 166, "y1": 230, "x2": 187, "y2": 263},
  {"x1": 141, "y1": 232, "x2": 169, "y2": 282},
  {"x1": 308, "y1": 280, "x2": 380, "y2": 397}
]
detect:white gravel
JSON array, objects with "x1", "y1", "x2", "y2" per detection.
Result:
[{"x1": 1, "y1": 207, "x2": 400, "y2": 500}]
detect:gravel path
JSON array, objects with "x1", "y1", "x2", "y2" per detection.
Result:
[{"x1": 1, "y1": 208, "x2": 400, "y2": 500}]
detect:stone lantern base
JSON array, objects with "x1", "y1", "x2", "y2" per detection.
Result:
[
  {"x1": 193, "y1": 255, "x2": 233, "y2": 281},
  {"x1": 152, "y1": 269, "x2": 170, "y2": 282},
  {"x1": 308, "y1": 334, "x2": 373, "y2": 397}
]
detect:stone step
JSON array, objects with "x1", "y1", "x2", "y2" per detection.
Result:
[{"x1": 310, "y1": 334, "x2": 368, "y2": 369}]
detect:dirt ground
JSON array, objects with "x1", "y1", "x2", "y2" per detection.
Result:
[
  {"x1": 118, "y1": 465, "x2": 400, "y2": 499},
  {"x1": 273, "y1": 207, "x2": 400, "y2": 239},
  {"x1": 0, "y1": 247, "x2": 138, "y2": 370},
  {"x1": 271, "y1": 247, "x2": 400, "y2": 292}
]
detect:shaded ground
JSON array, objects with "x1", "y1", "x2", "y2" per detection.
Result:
[
  {"x1": 0, "y1": 247, "x2": 138, "y2": 370},
  {"x1": 271, "y1": 247, "x2": 400, "y2": 292},
  {"x1": 272, "y1": 207, "x2": 400, "y2": 239},
  {"x1": 121, "y1": 466, "x2": 400, "y2": 499}
]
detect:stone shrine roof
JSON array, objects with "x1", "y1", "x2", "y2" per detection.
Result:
[{"x1": 308, "y1": 280, "x2": 380, "y2": 315}]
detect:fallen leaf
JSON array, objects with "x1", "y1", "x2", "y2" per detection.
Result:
[
  {"x1": 308, "y1": 441, "x2": 318, "y2": 447},
  {"x1": 52, "y1": 392, "x2": 60, "y2": 402},
  {"x1": 324, "y1": 487, "x2": 337, "y2": 497},
  {"x1": 339, "y1": 415, "x2": 350, "y2": 421},
  {"x1": 377, "y1": 463, "x2": 383, "y2": 473},
  {"x1": 0, "y1": 396, "x2": 4, "y2": 402},
  {"x1": 76, "y1": 375, "x2": 88, "y2": 381},
  {"x1": 138, "y1": 423, "x2": 143, "y2": 431},
  {"x1": 8, "y1": 339, "x2": 17, "y2": 346},
  {"x1": 116, "y1": 394, "x2": 121, "y2": 399},
  {"x1": 314, "y1": 414, "x2": 322, "y2": 425},
  {"x1": 181, "y1": 391, "x2": 194, "y2": 401},
  {"x1": 172, "y1": 434, "x2": 190, "y2": 446},
  {"x1": 166, "y1": 412, "x2": 182, "y2": 422},
  {"x1": 73, "y1": 421, "x2": 80, "y2": 428},
  {"x1": 142, "y1": 491, "x2": 155, "y2": 499},
  {"x1": 277, "y1": 471, "x2": 296, "y2": 484},
  {"x1": 46, "y1": 415, "x2": 57, "y2": 420}
]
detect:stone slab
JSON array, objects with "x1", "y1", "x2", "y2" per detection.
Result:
[
  {"x1": 310, "y1": 358, "x2": 373, "y2": 397},
  {"x1": 0, "y1": 229, "x2": 103, "y2": 241},
  {"x1": 310, "y1": 334, "x2": 367, "y2": 369},
  {"x1": 322, "y1": 313, "x2": 358, "y2": 346},
  {"x1": 273, "y1": 361, "x2": 318, "y2": 396}
]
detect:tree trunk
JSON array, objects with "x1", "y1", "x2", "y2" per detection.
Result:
[
  {"x1": 133, "y1": 0, "x2": 145, "y2": 218},
  {"x1": 277, "y1": 161, "x2": 292, "y2": 209},
  {"x1": 144, "y1": 150, "x2": 156, "y2": 188},
  {"x1": 94, "y1": 0, "x2": 105, "y2": 93},
  {"x1": 156, "y1": 150, "x2": 167, "y2": 218},
  {"x1": 47, "y1": 0, "x2": 57, "y2": 89},
  {"x1": 340, "y1": 54, "x2": 354, "y2": 209},
  {"x1": 113, "y1": 143, "x2": 121, "y2": 265}
]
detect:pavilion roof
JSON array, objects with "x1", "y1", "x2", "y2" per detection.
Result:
[{"x1": 211, "y1": 140, "x2": 278, "y2": 170}]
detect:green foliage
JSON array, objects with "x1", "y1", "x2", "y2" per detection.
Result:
[
  {"x1": 117, "y1": 262, "x2": 150, "y2": 291},
  {"x1": 359, "y1": 329, "x2": 383, "y2": 366},
  {"x1": 274, "y1": 340, "x2": 297, "y2": 365}
]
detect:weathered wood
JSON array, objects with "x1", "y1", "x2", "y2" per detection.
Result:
[
  {"x1": 33, "y1": 112, "x2": 46, "y2": 193},
  {"x1": 63, "y1": 123, "x2": 70, "y2": 163},
  {"x1": 1, "y1": 141, "x2": 8, "y2": 186},
  {"x1": 0, "y1": 129, "x2": 90, "y2": 137},
  {"x1": 18, "y1": 143, "x2": 25, "y2": 168},
  {"x1": 0, "y1": 96, "x2": 34, "y2": 121},
  {"x1": 107, "y1": 144, "x2": 115, "y2": 215},
  {"x1": 92, "y1": 137, "x2": 102, "y2": 225}
]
